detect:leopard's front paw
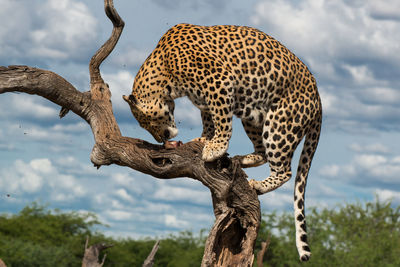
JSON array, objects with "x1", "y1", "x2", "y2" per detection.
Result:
[{"x1": 202, "y1": 141, "x2": 227, "y2": 162}]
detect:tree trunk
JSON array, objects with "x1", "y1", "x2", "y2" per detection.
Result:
[
  {"x1": 0, "y1": 0, "x2": 261, "y2": 265},
  {"x1": 82, "y1": 236, "x2": 113, "y2": 267}
]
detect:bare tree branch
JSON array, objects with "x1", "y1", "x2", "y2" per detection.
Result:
[
  {"x1": 0, "y1": 65, "x2": 261, "y2": 267},
  {"x1": 0, "y1": 0, "x2": 262, "y2": 265},
  {"x1": 257, "y1": 234, "x2": 271, "y2": 267},
  {"x1": 142, "y1": 240, "x2": 160, "y2": 267},
  {"x1": 82, "y1": 236, "x2": 113, "y2": 267},
  {"x1": 89, "y1": 0, "x2": 125, "y2": 85}
]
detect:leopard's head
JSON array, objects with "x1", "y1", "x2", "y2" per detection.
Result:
[{"x1": 123, "y1": 94, "x2": 178, "y2": 143}]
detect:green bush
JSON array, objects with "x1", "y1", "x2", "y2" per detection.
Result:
[
  {"x1": 255, "y1": 199, "x2": 400, "y2": 267},
  {"x1": 0, "y1": 200, "x2": 399, "y2": 266}
]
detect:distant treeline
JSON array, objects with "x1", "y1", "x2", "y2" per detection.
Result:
[{"x1": 0, "y1": 199, "x2": 399, "y2": 266}]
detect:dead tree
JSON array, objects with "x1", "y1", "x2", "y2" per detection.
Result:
[
  {"x1": 82, "y1": 236, "x2": 113, "y2": 267},
  {"x1": 142, "y1": 240, "x2": 160, "y2": 267},
  {"x1": 256, "y1": 234, "x2": 271, "y2": 267},
  {"x1": 0, "y1": 0, "x2": 260, "y2": 266}
]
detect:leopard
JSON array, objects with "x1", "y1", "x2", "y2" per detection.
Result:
[{"x1": 123, "y1": 23, "x2": 322, "y2": 261}]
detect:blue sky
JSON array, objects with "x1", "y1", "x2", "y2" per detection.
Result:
[{"x1": 1, "y1": 0, "x2": 400, "y2": 238}]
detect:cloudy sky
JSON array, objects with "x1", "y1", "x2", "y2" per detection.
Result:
[{"x1": 1, "y1": 0, "x2": 400, "y2": 238}]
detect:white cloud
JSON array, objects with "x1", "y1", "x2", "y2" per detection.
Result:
[
  {"x1": 174, "y1": 98, "x2": 202, "y2": 127},
  {"x1": 16, "y1": 125, "x2": 71, "y2": 143},
  {"x1": 112, "y1": 173, "x2": 135, "y2": 187},
  {"x1": 30, "y1": 158, "x2": 54, "y2": 174},
  {"x1": 318, "y1": 89, "x2": 340, "y2": 117},
  {"x1": 0, "y1": 144, "x2": 15, "y2": 151},
  {"x1": 392, "y1": 157, "x2": 400, "y2": 164},
  {"x1": 251, "y1": 0, "x2": 400, "y2": 67},
  {"x1": 318, "y1": 164, "x2": 340, "y2": 177},
  {"x1": 319, "y1": 85, "x2": 400, "y2": 133},
  {"x1": 51, "y1": 122, "x2": 88, "y2": 133},
  {"x1": 55, "y1": 156, "x2": 80, "y2": 168},
  {"x1": 111, "y1": 47, "x2": 149, "y2": 68},
  {"x1": 6, "y1": 95, "x2": 58, "y2": 120},
  {"x1": 139, "y1": 200, "x2": 174, "y2": 214},
  {"x1": 0, "y1": 0, "x2": 99, "y2": 63},
  {"x1": 31, "y1": 0, "x2": 98, "y2": 60},
  {"x1": 2, "y1": 121, "x2": 92, "y2": 150},
  {"x1": 104, "y1": 210, "x2": 133, "y2": 221},
  {"x1": 165, "y1": 214, "x2": 189, "y2": 228},
  {"x1": 353, "y1": 154, "x2": 387, "y2": 169},
  {"x1": 250, "y1": 0, "x2": 400, "y2": 133},
  {"x1": 0, "y1": 0, "x2": 32, "y2": 58},
  {"x1": 14, "y1": 159, "x2": 45, "y2": 193},
  {"x1": 0, "y1": 159, "x2": 46, "y2": 194},
  {"x1": 260, "y1": 190, "x2": 293, "y2": 209},
  {"x1": 151, "y1": 0, "x2": 229, "y2": 11},
  {"x1": 89, "y1": 174, "x2": 214, "y2": 236},
  {"x1": 111, "y1": 172, "x2": 156, "y2": 195},
  {"x1": 349, "y1": 143, "x2": 390, "y2": 154},
  {"x1": 368, "y1": 1, "x2": 400, "y2": 20},
  {"x1": 103, "y1": 71, "x2": 135, "y2": 114},
  {"x1": 349, "y1": 153, "x2": 400, "y2": 179},
  {"x1": 375, "y1": 189, "x2": 400, "y2": 204},
  {"x1": 115, "y1": 188, "x2": 135, "y2": 203},
  {"x1": 0, "y1": 158, "x2": 86, "y2": 201},
  {"x1": 153, "y1": 185, "x2": 210, "y2": 206},
  {"x1": 362, "y1": 87, "x2": 400, "y2": 105},
  {"x1": 93, "y1": 194, "x2": 126, "y2": 211},
  {"x1": 319, "y1": 143, "x2": 400, "y2": 186},
  {"x1": 342, "y1": 64, "x2": 376, "y2": 86}
]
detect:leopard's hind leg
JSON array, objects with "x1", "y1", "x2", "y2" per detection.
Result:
[
  {"x1": 249, "y1": 107, "x2": 305, "y2": 194},
  {"x1": 249, "y1": 96, "x2": 322, "y2": 262},
  {"x1": 238, "y1": 120, "x2": 267, "y2": 168}
]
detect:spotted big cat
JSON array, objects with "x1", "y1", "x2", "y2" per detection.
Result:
[{"x1": 123, "y1": 23, "x2": 322, "y2": 261}]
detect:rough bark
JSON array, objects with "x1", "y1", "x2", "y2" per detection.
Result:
[
  {"x1": 256, "y1": 234, "x2": 271, "y2": 267},
  {"x1": 142, "y1": 240, "x2": 160, "y2": 267},
  {"x1": 0, "y1": 0, "x2": 261, "y2": 266},
  {"x1": 82, "y1": 236, "x2": 113, "y2": 267}
]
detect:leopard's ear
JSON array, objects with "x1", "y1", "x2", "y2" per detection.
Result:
[{"x1": 123, "y1": 94, "x2": 138, "y2": 105}]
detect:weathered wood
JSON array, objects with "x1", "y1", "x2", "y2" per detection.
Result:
[
  {"x1": 257, "y1": 234, "x2": 271, "y2": 267},
  {"x1": 82, "y1": 236, "x2": 113, "y2": 267},
  {"x1": 142, "y1": 240, "x2": 160, "y2": 267},
  {"x1": 0, "y1": 0, "x2": 262, "y2": 265},
  {"x1": 89, "y1": 0, "x2": 124, "y2": 84}
]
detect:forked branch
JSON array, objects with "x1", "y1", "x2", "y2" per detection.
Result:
[
  {"x1": 0, "y1": 0, "x2": 261, "y2": 266},
  {"x1": 82, "y1": 236, "x2": 113, "y2": 267},
  {"x1": 90, "y1": 0, "x2": 125, "y2": 85}
]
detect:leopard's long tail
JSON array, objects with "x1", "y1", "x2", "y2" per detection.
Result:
[{"x1": 293, "y1": 108, "x2": 322, "y2": 261}]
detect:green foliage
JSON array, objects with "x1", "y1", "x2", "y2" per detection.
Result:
[
  {"x1": 255, "y1": 199, "x2": 400, "y2": 267},
  {"x1": 0, "y1": 200, "x2": 399, "y2": 266},
  {"x1": 153, "y1": 231, "x2": 205, "y2": 267},
  {"x1": 0, "y1": 203, "x2": 206, "y2": 267},
  {"x1": 104, "y1": 231, "x2": 206, "y2": 267},
  {"x1": 0, "y1": 202, "x2": 104, "y2": 267}
]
